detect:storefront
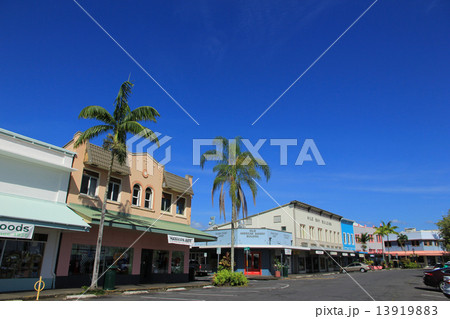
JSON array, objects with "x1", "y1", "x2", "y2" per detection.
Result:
[
  {"x1": 55, "y1": 204, "x2": 215, "y2": 288},
  {"x1": 0, "y1": 193, "x2": 90, "y2": 292}
]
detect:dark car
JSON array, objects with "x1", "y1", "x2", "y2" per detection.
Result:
[{"x1": 423, "y1": 267, "x2": 450, "y2": 291}]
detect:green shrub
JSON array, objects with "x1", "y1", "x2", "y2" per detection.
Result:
[
  {"x1": 212, "y1": 269, "x2": 248, "y2": 286},
  {"x1": 230, "y1": 271, "x2": 248, "y2": 286},
  {"x1": 403, "y1": 261, "x2": 421, "y2": 269}
]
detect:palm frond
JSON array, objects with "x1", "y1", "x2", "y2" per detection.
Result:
[
  {"x1": 113, "y1": 81, "x2": 133, "y2": 122},
  {"x1": 124, "y1": 106, "x2": 160, "y2": 123},
  {"x1": 120, "y1": 121, "x2": 160, "y2": 147},
  {"x1": 74, "y1": 125, "x2": 112, "y2": 148},
  {"x1": 78, "y1": 105, "x2": 115, "y2": 125}
]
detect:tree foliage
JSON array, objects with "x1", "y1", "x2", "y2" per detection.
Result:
[{"x1": 436, "y1": 209, "x2": 450, "y2": 252}]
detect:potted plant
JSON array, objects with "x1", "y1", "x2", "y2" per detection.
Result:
[{"x1": 274, "y1": 258, "x2": 282, "y2": 277}]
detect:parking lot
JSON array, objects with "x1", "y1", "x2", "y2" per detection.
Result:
[{"x1": 91, "y1": 269, "x2": 449, "y2": 301}]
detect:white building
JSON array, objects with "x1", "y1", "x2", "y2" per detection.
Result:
[
  {"x1": 215, "y1": 201, "x2": 349, "y2": 273},
  {"x1": 0, "y1": 128, "x2": 90, "y2": 292}
]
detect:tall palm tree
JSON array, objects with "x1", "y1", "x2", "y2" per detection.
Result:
[
  {"x1": 374, "y1": 221, "x2": 399, "y2": 264},
  {"x1": 74, "y1": 80, "x2": 160, "y2": 288},
  {"x1": 200, "y1": 137, "x2": 270, "y2": 272},
  {"x1": 357, "y1": 233, "x2": 371, "y2": 252},
  {"x1": 397, "y1": 233, "x2": 409, "y2": 258}
]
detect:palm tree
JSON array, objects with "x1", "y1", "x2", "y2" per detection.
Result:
[
  {"x1": 374, "y1": 221, "x2": 399, "y2": 264},
  {"x1": 74, "y1": 80, "x2": 160, "y2": 288},
  {"x1": 397, "y1": 233, "x2": 409, "y2": 258},
  {"x1": 200, "y1": 137, "x2": 270, "y2": 272},
  {"x1": 357, "y1": 233, "x2": 371, "y2": 252}
]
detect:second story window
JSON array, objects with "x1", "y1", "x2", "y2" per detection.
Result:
[
  {"x1": 107, "y1": 177, "x2": 121, "y2": 202},
  {"x1": 132, "y1": 184, "x2": 141, "y2": 206},
  {"x1": 80, "y1": 170, "x2": 99, "y2": 197},
  {"x1": 161, "y1": 192, "x2": 172, "y2": 213},
  {"x1": 144, "y1": 188, "x2": 153, "y2": 209},
  {"x1": 176, "y1": 197, "x2": 185, "y2": 215}
]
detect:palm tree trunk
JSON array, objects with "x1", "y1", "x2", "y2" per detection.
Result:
[
  {"x1": 90, "y1": 154, "x2": 114, "y2": 289},
  {"x1": 230, "y1": 201, "x2": 236, "y2": 272}
]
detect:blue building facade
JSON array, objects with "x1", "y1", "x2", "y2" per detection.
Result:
[
  {"x1": 194, "y1": 228, "x2": 293, "y2": 276},
  {"x1": 341, "y1": 218, "x2": 356, "y2": 251}
]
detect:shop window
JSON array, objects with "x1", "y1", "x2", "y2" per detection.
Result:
[
  {"x1": 161, "y1": 192, "x2": 172, "y2": 212},
  {"x1": 80, "y1": 170, "x2": 99, "y2": 197},
  {"x1": 298, "y1": 256, "x2": 305, "y2": 271},
  {"x1": 171, "y1": 251, "x2": 184, "y2": 274},
  {"x1": 107, "y1": 177, "x2": 121, "y2": 202},
  {"x1": 68, "y1": 244, "x2": 133, "y2": 275},
  {"x1": 0, "y1": 237, "x2": 46, "y2": 279},
  {"x1": 176, "y1": 197, "x2": 186, "y2": 215},
  {"x1": 132, "y1": 184, "x2": 141, "y2": 206},
  {"x1": 152, "y1": 250, "x2": 169, "y2": 273},
  {"x1": 144, "y1": 187, "x2": 153, "y2": 209}
]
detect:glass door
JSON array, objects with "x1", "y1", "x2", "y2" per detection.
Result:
[{"x1": 246, "y1": 252, "x2": 262, "y2": 275}]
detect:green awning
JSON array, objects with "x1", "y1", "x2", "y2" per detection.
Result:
[
  {"x1": 68, "y1": 204, "x2": 216, "y2": 242},
  {"x1": 0, "y1": 192, "x2": 90, "y2": 232}
]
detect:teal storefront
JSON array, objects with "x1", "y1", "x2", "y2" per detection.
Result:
[{"x1": 0, "y1": 193, "x2": 90, "y2": 292}]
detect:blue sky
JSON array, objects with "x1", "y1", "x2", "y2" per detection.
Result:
[{"x1": 1, "y1": 0, "x2": 449, "y2": 231}]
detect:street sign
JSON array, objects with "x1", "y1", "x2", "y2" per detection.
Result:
[
  {"x1": 216, "y1": 247, "x2": 221, "y2": 255},
  {"x1": 244, "y1": 247, "x2": 250, "y2": 251}
]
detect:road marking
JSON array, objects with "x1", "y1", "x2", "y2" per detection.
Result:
[
  {"x1": 123, "y1": 290, "x2": 149, "y2": 295},
  {"x1": 280, "y1": 284, "x2": 290, "y2": 289},
  {"x1": 179, "y1": 292, "x2": 238, "y2": 297},
  {"x1": 141, "y1": 296, "x2": 204, "y2": 301},
  {"x1": 166, "y1": 288, "x2": 186, "y2": 291}
]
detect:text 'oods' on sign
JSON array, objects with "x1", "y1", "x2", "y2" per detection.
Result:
[
  {"x1": 0, "y1": 221, "x2": 35, "y2": 239},
  {"x1": 167, "y1": 235, "x2": 194, "y2": 246}
]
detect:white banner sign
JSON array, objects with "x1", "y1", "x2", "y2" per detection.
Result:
[
  {"x1": 0, "y1": 221, "x2": 34, "y2": 239},
  {"x1": 167, "y1": 235, "x2": 194, "y2": 246},
  {"x1": 342, "y1": 253, "x2": 348, "y2": 256},
  {"x1": 315, "y1": 250, "x2": 324, "y2": 255},
  {"x1": 284, "y1": 249, "x2": 292, "y2": 255}
]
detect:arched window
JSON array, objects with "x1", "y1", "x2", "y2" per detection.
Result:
[
  {"x1": 132, "y1": 184, "x2": 141, "y2": 206},
  {"x1": 144, "y1": 187, "x2": 153, "y2": 209}
]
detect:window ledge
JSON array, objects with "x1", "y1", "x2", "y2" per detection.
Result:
[
  {"x1": 79, "y1": 194, "x2": 100, "y2": 201},
  {"x1": 175, "y1": 214, "x2": 187, "y2": 219}
]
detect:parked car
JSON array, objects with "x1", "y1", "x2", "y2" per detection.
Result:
[
  {"x1": 340, "y1": 262, "x2": 370, "y2": 273},
  {"x1": 443, "y1": 276, "x2": 450, "y2": 299},
  {"x1": 189, "y1": 259, "x2": 211, "y2": 276},
  {"x1": 423, "y1": 267, "x2": 450, "y2": 291}
]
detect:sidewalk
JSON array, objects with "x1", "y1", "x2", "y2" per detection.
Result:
[{"x1": 0, "y1": 280, "x2": 212, "y2": 301}]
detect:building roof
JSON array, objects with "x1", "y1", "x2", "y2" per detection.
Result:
[
  {"x1": 85, "y1": 143, "x2": 131, "y2": 175},
  {"x1": 217, "y1": 200, "x2": 342, "y2": 228},
  {"x1": 0, "y1": 192, "x2": 90, "y2": 232},
  {"x1": 69, "y1": 204, "x2": 214, "y2": 241},
  {"x1": 0, "y1": 128, "x2": 75, "y2": 156},
  {"x1": 163, "y1": 171, "x2": 194, "y2": 195}
]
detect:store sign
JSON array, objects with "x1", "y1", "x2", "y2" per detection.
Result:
[
  {"x1": 342, "y1": 253, "x2": 348, "y2": 256},
  {"x1": 350, "y1": 253, "x2": 355, "y2": 256},
  {"x1": 0, "y1": 221, "x2": 34, "y2": 239},
  {"x1": 167, "y1": 235, "x2": 194, "y2": 246},
  {"x1": 315, "y1": 250, "x2": 324, "y2": 255},
  {"x1": 330, "y1": 252, "x2": 338, "y2": 256},
  {"x1": 284, "y1": 249, "x2": 292, "y2": 255}
]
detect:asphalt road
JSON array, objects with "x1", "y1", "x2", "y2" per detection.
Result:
[{"x1": 91, "y1": 269, "x2": 449, "y2": 301}]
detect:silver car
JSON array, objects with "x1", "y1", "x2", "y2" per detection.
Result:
[
  {"x1": 443, "y1": 276, "x2": 450, "y2": 299},
  {"x1": 341, "y1": 262, "x2": 371, "y2": 273}
]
